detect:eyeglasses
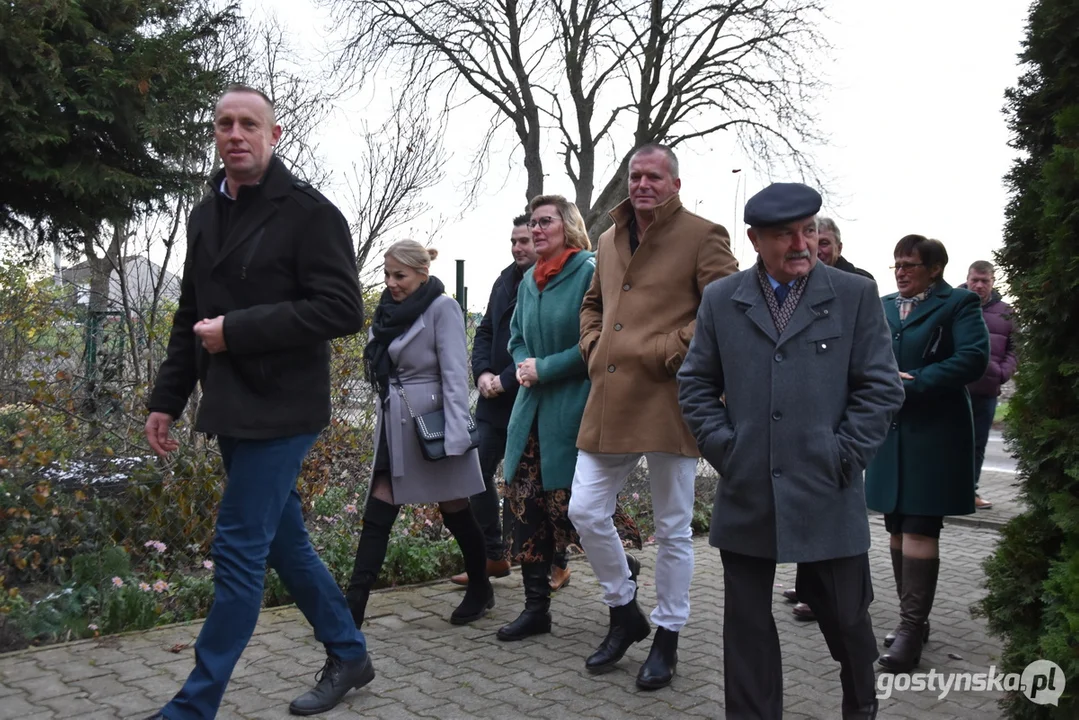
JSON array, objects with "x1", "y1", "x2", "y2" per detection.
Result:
[
  {"x1": 890, "y1": 262, "x2": 925, "y2": 272},
  {"x1": 527, "y1": 216, "x2": 559, "y2": 230}
]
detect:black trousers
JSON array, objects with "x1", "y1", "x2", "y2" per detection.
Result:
[
  {"x1": 471, "y1": 420, "x2": 508, "y2": 560},
  {"x1": 721, "y1": 549, "x2": 877, "y2": 719},
  {"x1": 970, "y1": 393, "x2": 997, "y2": 491}
]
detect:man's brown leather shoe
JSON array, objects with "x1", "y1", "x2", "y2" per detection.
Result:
[
  {"x1": 549, "y1": 564, "x2": 571, "y2": 592},
  {"x1": 450, "y1": 558, "x2": 511, "y2": 586}
]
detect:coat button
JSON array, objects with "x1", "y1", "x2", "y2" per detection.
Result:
[
  {"x1": 772, "y1": 468, "x2": 782, "y2": 478},
  {"x1": 895, "y1": 333, "x2": 901, "y2": 340},
  {"x1": 608, "y1": 365, "x2": 616, "y2": 373},
  {"x1": 774, "y1": 352, "x2": 784, "y2": 362},
  {"x1": 820, "y1": 343, "x2": 828, "y2": 350},
  {"x1": 891, "y1": 422, "x2": 898, "y2": 430},
  {"x1": 614, "y1": 323, "x2": 623, "y2": 331},
  {"x1": 772, "y1": 411, "x2": 782, "y2": 421},
  {"x1": 622, "y1": 283, "x2": 631, "y2": 291},
  {"x1": 822, "y1": 309, "x2": 829, "y2": 316}
]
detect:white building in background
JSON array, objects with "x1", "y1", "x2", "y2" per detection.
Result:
[{"x1": 59, "y1": 256, "x2": 181, "y2": 310}]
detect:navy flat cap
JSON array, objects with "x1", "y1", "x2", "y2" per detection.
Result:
[{"x1": 743, "y1": 183, "x2": 823, "y2": 227}]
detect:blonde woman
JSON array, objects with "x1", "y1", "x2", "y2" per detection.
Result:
[{"x1": 348, "y1": 241, "x2": 491, "y2": 626}]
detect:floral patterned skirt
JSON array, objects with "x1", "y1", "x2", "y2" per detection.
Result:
[{"x1": 507, "y1": 431, "x2": 643, "y2": 565}]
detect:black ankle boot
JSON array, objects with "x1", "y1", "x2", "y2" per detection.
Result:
[
  {"x1": 636, "y1": 626, "x2": 678, "y2": 689},
  {"x1": 288, "y1": 653, "x2": 375, "y2": 716},
  {"x1": 497, "y1": 563, "x2": 552, "y2": 641},
  {"x1": 879, "y1": 556, "x2": 938, "y2": 673},
  {"x1": 442, "y1": 505, "x2": 495, "y2": 625},
  {"x1": 345, "y1": 497, "x2": 400, "y2": 628},
  {"x1": 585, "y1": 599, "x2": 651, "y2": 672}
]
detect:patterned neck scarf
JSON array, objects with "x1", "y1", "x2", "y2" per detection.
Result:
[
  {"x1": 756, "y1": 261, "x2": 809, "y2": 335},
  {"x1": 895, "y1": 285, "x2": 934, "y2": 322}
]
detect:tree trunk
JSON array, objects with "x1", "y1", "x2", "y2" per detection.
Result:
[
  {"x1": 82, "y1": 225, "x2": 122, "y2": 419},
  {"x1": 585, "y1": 157, "x2": 631, "y2": 241},
  {"x1": 522, "y1": 127, "x2": 544, "y2": 208}
]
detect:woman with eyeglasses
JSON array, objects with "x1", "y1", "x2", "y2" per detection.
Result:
[
  {"x1": 865, "y1": 235, "x2": 989, "y2": 673},
  {"x1": 496, "y1": 195, "x2": 641, "y2": 641}
]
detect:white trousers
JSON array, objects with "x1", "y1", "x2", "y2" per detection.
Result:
[{"x1": 568, "y1": 450, "x2": 697, "y2": 631}]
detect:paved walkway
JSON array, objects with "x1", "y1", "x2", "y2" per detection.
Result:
[{"x1": 1, "y1": 515, "x2": 1010, "y2": 720}]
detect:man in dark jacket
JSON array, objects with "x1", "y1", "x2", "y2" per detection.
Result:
[
  {"x1": 143, "y1": 85, "x2": 369, "y2": 720},
  {"x1": 817, "y1": 217, "x2": 874, "y2": 280},
  {"x1": 963, "y1": 260, "x2": 1018, "y2": 509},
  {"x1": 450, "y1": 214, "x2": 537, "y2": 585}
]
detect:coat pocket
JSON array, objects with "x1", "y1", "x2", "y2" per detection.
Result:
[{"x1": 653, "y1": 332, "x2": 681, "y2": 379}]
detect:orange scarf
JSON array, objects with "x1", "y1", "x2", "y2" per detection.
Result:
[{"x1": 533, "y1": 247, "x2": 581, "y2": 291}]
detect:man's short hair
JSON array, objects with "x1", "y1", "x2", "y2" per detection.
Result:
[
  {"x1": 894, "y1": 234, "x2": 949, "y2": 272},
  {"x1": 817, "y1": 216, "x2": 841, "y2": 244},
  {"x1": 512, "y1": 213, "x2": 530, "y2": 227},
  {"x1": 631, "y1": 143, "x2": 679, "y2": 179},
  {"x1": 220, "y1": 83, "x2": 276, "y2": 124},
  {"x1": 968, "y1": 260, "x2": 994, "y2": 276}
]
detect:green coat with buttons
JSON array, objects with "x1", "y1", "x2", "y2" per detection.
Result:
[
  {"x1": 503, "y1": 251, "x2": 596, "y2": 489},
  {"x1": 865, "y1": 281, "x2": 990, "y2": 518}
]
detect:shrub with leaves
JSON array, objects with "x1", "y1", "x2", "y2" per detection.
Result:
[{"x1": 978, "y1": 1, "x2": 1079, "y2": 717}]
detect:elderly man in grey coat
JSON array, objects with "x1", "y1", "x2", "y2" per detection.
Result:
[{"x1": 677, "y1": 183, "x2": 904, "y2": 720}]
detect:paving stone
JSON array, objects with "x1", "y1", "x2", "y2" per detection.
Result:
[{"x1": 0, "y1": 529, "x2": 1012, "y2": 719}]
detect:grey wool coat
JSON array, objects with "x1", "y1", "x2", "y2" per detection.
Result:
[
  {"x1": 370, "y1": 294, "x2": 484, "y2": 505},
  {"x1": 677, "y1": 263, "x2": 905, "y2": 563}
]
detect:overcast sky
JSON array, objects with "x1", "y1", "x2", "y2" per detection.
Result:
[{"x1": 253, "y1": 0, "x2": 1029, "y2": 310}]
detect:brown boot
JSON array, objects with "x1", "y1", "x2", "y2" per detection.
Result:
[
  {"x1": 878, "y1": 556, "x2": 938, "y2": 672},
  {"x1": 884, "y1": 548, "x2": 930, "y2": 647},
  {"x1": 450, "y1": 558, "x2": 511, "y2": 586},
  {"x1": 550, "y1": 564, "x2": 571, "y2": 592}
]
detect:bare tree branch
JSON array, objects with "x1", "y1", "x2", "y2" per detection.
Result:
[
  {"x1": 324, "y1": 0, "x2": 829, "y2": 239},
  {"x1": 345, "y1": 93, "x2": 448, "y2": 280}
]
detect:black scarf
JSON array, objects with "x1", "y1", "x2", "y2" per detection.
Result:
[{"x1": 363, "y1": 276, "x2": 446, "y2": 401}]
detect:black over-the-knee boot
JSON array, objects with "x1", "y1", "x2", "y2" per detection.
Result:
[
  {"x1": 346, "y1": 496, "x2": 400, "y2": 628},
  {"x1": 442, "y1": 504, "x2": 495, "y2": 624}
]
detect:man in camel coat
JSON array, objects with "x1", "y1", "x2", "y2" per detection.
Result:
[{"x1": 568, "y1": 143, "x2": 738, "y2": 690}]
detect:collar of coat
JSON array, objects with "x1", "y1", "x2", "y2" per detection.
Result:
[
  {"x1": 208, "y1": 155, "x2": 296, "y2": 203},
  {"x1": 731, "y1": 261, "x2": 838, "y2": 346},
  {"x1": 882, "y1": 280, "x2": 957, "y2": 331},
  {"x1": 201, "y1": 156, "x2": 299, "y2": 270},
  {"x1": 521, "y1": 250, "x2": 595, "y2": 296},
  {"x1": 608, "y1": 194, "x2": 684, "y2": 230}
]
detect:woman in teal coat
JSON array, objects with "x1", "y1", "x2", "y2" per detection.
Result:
[
  {"x1": 866, "y1": 235, "x2": 989, "y2": 673},
  {"x1": 496, "y1": 194, "x2": 640, "y2": 641}
]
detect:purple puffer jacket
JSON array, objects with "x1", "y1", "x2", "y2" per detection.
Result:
[{"x1": 966, "y1": 290, "x2": 1018, "y2": 397}]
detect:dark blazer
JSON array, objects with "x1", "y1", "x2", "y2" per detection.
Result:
[
  {"x1": 148, "y1": 156, "x2": 364, "y2": 439},
  {"x1": 471, "y1": 261, "x2": 524, "y2": 427},
  {"x1": 835, "y1": 255, "x2": 875, "y2": 280},
  {"x1": 677, "y1": 263, "x2": 904, "y2": 563},
  {"x1": 865, "y1": 282, "x2": 990, "y2": 517}
]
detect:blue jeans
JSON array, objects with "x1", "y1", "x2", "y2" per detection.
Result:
[
  {"x1": 164, "y1": 434, "x2": 366, "y2": 720},
  {"x1": 970, "y1": 394, "x2": 998, "y2": 492}
]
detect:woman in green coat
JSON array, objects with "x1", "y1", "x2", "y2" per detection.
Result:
[
  {"x1": 496, "y1": 195, "x2": 640, "y2": 642},
  {"x1": 866, "y1": 235, "x2": 989, "y2": 673}
]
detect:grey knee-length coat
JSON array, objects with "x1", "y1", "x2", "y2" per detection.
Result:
[
  {"x1": 370, "y1": 293, "x2": 484, "y2": 505},
  {"x1": 677, "y1": 263, "x2": 905, "y2": 562}
]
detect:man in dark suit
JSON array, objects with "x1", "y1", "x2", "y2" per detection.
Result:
[
  {"x1": 817, "y1": 216, "x2": 875, "y2": 280},
  {"x1": 449, "y1": 214, "x2": 536, "y2": 585},
  {"x1": 143, "y1": 85, "x2": 370, "y2": 719},
  {"x1": 677, "y1": 183, "x2": 904, "y2": 719}
]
